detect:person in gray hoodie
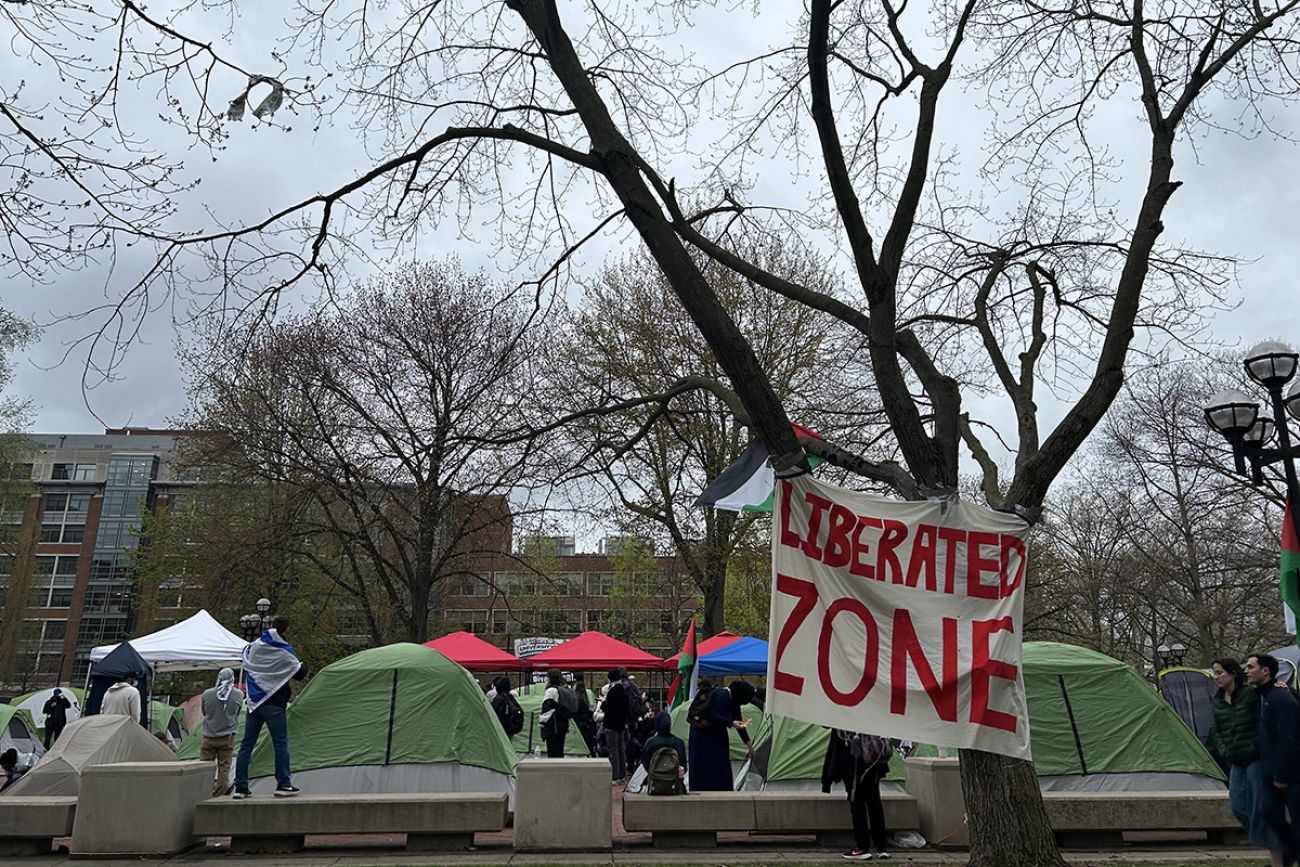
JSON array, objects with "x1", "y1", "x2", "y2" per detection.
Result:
[
  {"x1": 100, "y1": 672, "x2": 142, "y2": 723},
  {"x1": 200, "y1": 668, "x2": 244, "y2": 797}
]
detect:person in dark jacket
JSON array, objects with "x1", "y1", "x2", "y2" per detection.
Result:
[
  {"x1": 601, "y1": 669, "x2": 630, "y2": 781},
  {"x1": 641, "y1": 711, "x2": 687, "y2": 775},
  {"x1": 539, "y1": 669, "x2": 571, "y2": 758},
  {"x1": 1247, "y1": 652, "x2": 1300, "y2": 865},
  {"x1": 1210, "y1": 658, "x2": 1284, "y2": 861},
  {"x1": 822, "y1": 730, "x2": 890, "y2": 860},
  {"x1": 572, "y1": 677, "x2": 598, "y2": 757},
  {"x1": 688, "y1": 680, "x2": 757, "y2": 792},
  {"x1": 489, "y1": 676, "x2": 524, "y2": 738},
  {"x1": 41, "y1": 688, "x2": 73, "y2": 748}
]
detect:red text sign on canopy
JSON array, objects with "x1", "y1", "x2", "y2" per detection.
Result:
[{"x1": 766, "y1": 475, "x2": 1033, "y2": 760}]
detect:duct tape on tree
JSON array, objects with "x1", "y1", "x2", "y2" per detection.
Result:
[{"x1": 766, "y1": 475, "x2": 1033, "y2": 760}]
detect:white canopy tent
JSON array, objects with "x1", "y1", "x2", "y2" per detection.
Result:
[{"x1": 89, "y1": 609, "x2": 247, "y2": 672}]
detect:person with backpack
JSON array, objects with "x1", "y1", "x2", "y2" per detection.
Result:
[
  {"x1": 822, "y1": 729, "x2": 893, "y2": 860},
  {"x1": 539, "y1": 669, "x2": 574, "y2": 758},
  {"x1": 489, "y1": 676, "x2": 525, "y2": 740},
  {"x1": 687, "y1": 680, "x2": 757, "y2": 791},
  {"x1": 642, "y1": 710, "x2": 687, "y2": 795}
]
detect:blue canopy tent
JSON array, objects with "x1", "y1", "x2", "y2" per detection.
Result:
[
  {"x1": 698, "y1": 636, "x2": 769, "y2": 675},
  {"x1": 83, "y1": 640, "x2": 151, "y2": 729}
]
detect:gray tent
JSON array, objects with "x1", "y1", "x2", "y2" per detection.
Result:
[{"x1": 1, "y1": 714, "x2": 174, "y2": 797}]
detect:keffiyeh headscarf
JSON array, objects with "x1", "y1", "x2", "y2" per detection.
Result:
[{"x1": 216, "y1": 668, "x2": 236, "y2": 702}]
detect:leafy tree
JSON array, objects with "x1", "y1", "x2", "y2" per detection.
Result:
[{"x1": 0, "y1": 306, "x2": 37, "y2": 681}]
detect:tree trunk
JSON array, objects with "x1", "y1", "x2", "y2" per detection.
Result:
[
  {"x1": 701, "y1": 570, "x2": 726, "y2": 637},
  {"x1": 960, "y1": 750, "x2": 1066, "y2": 867}
]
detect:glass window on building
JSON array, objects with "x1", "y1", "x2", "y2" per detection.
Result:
[
  {"x1": 73, "y1": 463, "x2": 96, "y2": 480},
  {"x1": 447, "y1": 609, "x2": 488, "y2": 634},
  {"x1": 490, "y1": 609, "x2": 507, "y2": 633},
  {"x1": 588, "y1": 572, "x2": 613, "y2": 597}
]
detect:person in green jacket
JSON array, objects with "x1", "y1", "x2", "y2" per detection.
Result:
[{"x1": 1210, "y1": 657, "x2": 1284, "y2": 865}]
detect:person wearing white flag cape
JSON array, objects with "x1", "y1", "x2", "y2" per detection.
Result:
[{"x1": 232, "y1": 615, "x2": 309, "y2": 798}]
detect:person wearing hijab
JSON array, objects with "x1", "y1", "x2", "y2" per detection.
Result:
[
  {"x1": 640, "y1": 710, "x2": 687, "y2": 775},
  {"x1": 201, "y1": 667, "x2": 245, "y2": 797},
  {"x1": 688, "y1": 680, "x2": 757, "y2": 791}
]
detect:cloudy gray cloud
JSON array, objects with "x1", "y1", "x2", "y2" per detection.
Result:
[{"x1": 5, "y1": 2, "x2": 1297, "y2": 448}]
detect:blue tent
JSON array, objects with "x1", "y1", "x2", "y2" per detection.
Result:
[
  {"x1": 84, "y1": 640, "x2": 151, "y2": 728},
  {"x1": 698, "y1": 636, "x2": 768, "y2": 675}
]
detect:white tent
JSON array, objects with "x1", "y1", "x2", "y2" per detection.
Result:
[
  {"x1": 89, "y1": 609, "x2": 247, "y2": 672},
  {"x1": 1, "y1": 714, "x2": 174, "y2": 797}
]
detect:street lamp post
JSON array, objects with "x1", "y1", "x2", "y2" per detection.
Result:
[
  {"x1": 238, "y1": 597, "x2": 273, "y2": 642},
  {"x1": 1205, "y1": 340, "x2": 1300, "y2": 590}
]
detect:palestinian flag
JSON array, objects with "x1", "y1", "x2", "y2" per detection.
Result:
[
  {"x1": 1283, "y1": 497, "x2": 1300, "y2": 638},
  {"x1": 667, "y1": 617, "x2": 698, "y2": 709},
  {"x1": 696, "y1": 422, "x2": 823, "y2": 512}
]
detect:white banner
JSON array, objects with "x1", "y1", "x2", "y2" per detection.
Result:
[{"x1": 766, "y1": 475, "x2": 1032, "y2": 760}]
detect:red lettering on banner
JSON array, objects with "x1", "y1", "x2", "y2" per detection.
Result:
[
  {"x1": 850, "y1": 516, "x2": 881, "y2": 580},
  {"x1": 904, "y1": 524, "x2": 938, "y2": 591},
  {"x1": 937, "y1": 527, "x2": 966, "y2": 594},
  {"x1": 802, "y1": 494, "x2": 833, "y2": 560},
  {"x1": 773, "y1": 572, "x2": 818, "y2": 695},
  {"x1": 965, "y1": 531, "x2": 1001, "y2": 599},
  {"x1": 778, "y1": 481, "x2": 803, "y2": 551},
  {"x1": 971, "y1": 617, "x2": 1019, "y2": 732},
  {"x1": 876, "y1": 519, "x2": 908, "y2": 584},
  {"x1": 816, "y1": 598, "x2": 879, "y2": 705},
  {"x1": 890, "y1": 609, "x2": 958, "y2": 722},
  {"x1": 824, "y1": 504, "x2": 856, "y2": 568},
  {"x1": 1000, "y1": 535, "x2": 1027, "y2": 597}
]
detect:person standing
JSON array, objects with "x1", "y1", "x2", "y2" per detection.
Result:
[
  {"x1": 233, "y1": 616, "x2": 308, "y2": 798},
  {"x1": 573, "y1": 677, "x2": 598, "y2": 757},
  {"x1": 600, "y1": 669, "x2": 630, "y2": 781},
  {"x1": 822, "y1": 730, "x2": 892, "y2": 861},
  {"x1": 100, "y1": 671, "x2": 142, "y2": 722},
  {"x1": 539, "y1": 669, "x2": 571, "y2": 758},
  {"x1": 200, "y1": 668, "x2": 245, "y2": 798},
  {"x1": 41, "y1": 688, "x2": 72, "y2": 748},
  {"x1": 1246, "y1": 653, "x2": 1300, "y2": 862},
  {"x1": 1210, "y1": 658, "x2": 1285, "y2": 866},
  {"x1": 489, "y1": 676, "x2": 525, "y2": 739},
  {"x1": 688, "y1": 680, "x2": 757, "y2": 792}
]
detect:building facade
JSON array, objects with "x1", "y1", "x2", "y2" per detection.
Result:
[
  {"x1": 0, "y1": 429, "x2": 192, "y2": 687},
  {"x1": 1, "y1": 430, "x2": 699, "y2": 688}
]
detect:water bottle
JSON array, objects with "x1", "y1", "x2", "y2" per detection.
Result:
[{"x1": 533, "y1": 746, "x2": 541, "y2": 759}]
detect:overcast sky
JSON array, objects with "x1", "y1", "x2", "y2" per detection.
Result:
[{"x1": 6, "y1": 2, "x2": 1299, "y2": 447}]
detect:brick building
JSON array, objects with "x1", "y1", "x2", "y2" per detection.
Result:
[{"x1": 1, "y1": 429, "x2": 698, "y2": 688}]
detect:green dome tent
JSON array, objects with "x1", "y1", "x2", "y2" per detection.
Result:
[
  {"x1": 148, "y1": 701, "x2": 188, "y2": 744},
  {"x1": 0, "y1": 703, "x2": 46, "y2": 759},
  {"x1": 212, "y1": 643, "x2": 517, "y2": 796},
  {"x1": 747, "y1": 642, "x2": 1224, "y2": 792}
]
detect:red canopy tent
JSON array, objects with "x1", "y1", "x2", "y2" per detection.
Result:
[
  {"x1": 661, "y1": 630, "x2": 742, "y2": 670},
  {"x1": 422, "y1": 631, "x2": 525, "y2": 671},
  {"x1": 526, "y1": 631, "x2": 664, "y2": 671}
]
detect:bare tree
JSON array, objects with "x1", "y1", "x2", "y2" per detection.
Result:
[
  {"x1": 181, "y1": 261, "x2": 546, "y2": 642},
  {"x1": 11, "y1": 1, "x2": 1300, "y2": 862},
  {"x1": 553, "y1": 237, "x2": 881, "y2": 636}
]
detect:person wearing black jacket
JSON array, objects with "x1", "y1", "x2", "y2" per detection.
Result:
[
  {"x1": 822, "y1": 730, "x2": 890, "y2": 861},
  {"x1": 41, "y1": 689, "x2": 73, "y2": 748},
  {"x1": 1246, "y1": 653, "x2": 1300, "y2": 865},
  {"x1": 601, "y1": 669, "x2": 630, "y2": 781}
]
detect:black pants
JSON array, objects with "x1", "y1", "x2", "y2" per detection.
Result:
[
  {"x1": 545, "y1": 733, "x2": 566, "y2": 758},
  {"x1": 44, "y1": 724, "x2": 64, "y2": 750},
  {"x1": 1260, "y1": 780, "x2": 1300, "y2": 853},
  {"x1": 844, "y1": 775, "x2": 887, "y2": 852}
]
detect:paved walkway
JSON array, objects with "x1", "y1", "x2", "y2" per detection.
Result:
[{"x1": 22, "y1": 840, "x2": 1268, "y2": 867}]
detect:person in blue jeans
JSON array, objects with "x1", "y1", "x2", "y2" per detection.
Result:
[{"x1": 233, "y1": 615, "x2": 309, "y2": 798}]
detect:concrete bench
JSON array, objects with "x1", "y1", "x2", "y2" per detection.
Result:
[
  {"x1": 1041, "y1": 790, "x2": 1240, "y2": 847},
  {"x1": 623, "y1": 790, "x2": 920, "y2": 848},
  {"x1": 0, "y1": 797, "x2": 77, "y2": 856},
  {"x1": 193, "y1": 792, "x2": 509, "y2": 854}
]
